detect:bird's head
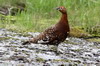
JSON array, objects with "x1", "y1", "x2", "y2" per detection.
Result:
[{"x1": 56, "y1": 6, "x2": 66, "y2": 14}]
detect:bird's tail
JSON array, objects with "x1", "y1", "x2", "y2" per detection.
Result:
[
  {"x1": 22, "y1": 38, "x2": 36, "y2": 45},
  {"x1": 22, "y1": 41, "x2": 31, "y2": 45}
]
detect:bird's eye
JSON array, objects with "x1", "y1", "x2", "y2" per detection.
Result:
[{"x1": 60, "y1": 8, "x2": 63, "y2": 10}]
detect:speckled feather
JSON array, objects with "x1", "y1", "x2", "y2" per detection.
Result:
[{"x1": 22, "y1": 6, "x2": 70, "y2": 45}]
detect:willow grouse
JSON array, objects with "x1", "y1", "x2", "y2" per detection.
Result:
[{"x1": 22, "y1": 6, "x2": 70, "y2": 46}]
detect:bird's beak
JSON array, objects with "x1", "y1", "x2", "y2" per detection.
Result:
[{"x1": 56, "y1": 7, "x2": 60, "y2": 10}]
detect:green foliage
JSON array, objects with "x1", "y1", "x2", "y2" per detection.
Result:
[
  {"x1": 70, "y1": 27, "x2": 91, "y2": 38},
  {"x1": 0, "y1": 0, "x2": 100, "y2": 36},
  {"x1": 86, "y1": 38, "x2": 100, "y2": 43}
]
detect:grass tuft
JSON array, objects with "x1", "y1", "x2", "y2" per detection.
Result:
[{"x1": 0, "y1": 0, "x2": 100, "y2": 37}]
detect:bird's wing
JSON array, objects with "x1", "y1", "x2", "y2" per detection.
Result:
[{"x1": 36, "y1": 26, "x2": 58, "y2": 44}]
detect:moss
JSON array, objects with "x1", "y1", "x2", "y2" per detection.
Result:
[
  {"x1": 70, "y1": 27, "x2": 90, "y2": 38},
  {"x1": 97, "y1": 47, "x2": 100, "y2": 49},
  {"x1": 36, "y1": 58, "x2": 45, "y2": 62},
  {"x1": 0, "y1": 37, "x2": 11, "y2": 40},
  {"x1": 0, "y1": 35, "x2": 20, "y2": 41},
  {"x1": 64, "y1": 40, "x2": 78, "y2": 45},
  {"x1": 54, "y1": 59, "x2": 81, "y2": 63},
  {"x1": 69, "y1": 27, "x2": 91, "y2": 38},
  {"x1": 86, "y1": 38, "x2": 100, "y2": 43},
  {"x1": 50, "y1": 46, "x2": 57, "y2": 51},
  {"x1": 89, "y1": 25, "x2": 100, "y2": 36},
  {"x1": 53, "y1": 59, "x2": 70, "y2": 62},
  {"x1": 72, "y1": 49, "x2": 81, "y2": 52}
]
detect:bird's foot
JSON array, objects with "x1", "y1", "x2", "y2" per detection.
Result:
[{"x1": 22, "y1": 41, "x2": 30, "y2": 45}]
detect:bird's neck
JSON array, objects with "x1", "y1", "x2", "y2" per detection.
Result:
[
  {"x1": 60, "y1": 12, "x2": 68, "y2": 23},
  {"x1": 59, "y1": 12, "x2": 70, "y2": 32}
]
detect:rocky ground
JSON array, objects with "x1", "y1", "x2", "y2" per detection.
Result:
[{"x1": 0, "y1": 28, "x2": 100, "y2": 66}]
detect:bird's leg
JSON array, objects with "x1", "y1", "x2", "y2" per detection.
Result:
[
  {"x1": 22, "y1": 41, "x2": 30, "y2": 45},
  {"x1": 54, "y1": 45, "x2": 60, "y2": 55},
  {"x1": 47, "y1": 44, "x2": 52, "y2": 51},
  {"x1": 47, "y1": 44, "x2": 60, "y2": 55},
  {"x1": 22, "y1": 39, "x2": 33, "y2": 45}
]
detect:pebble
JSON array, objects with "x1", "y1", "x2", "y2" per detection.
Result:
[{"x1": 0, "y1": 28, "x2": 99, "y2": 66}]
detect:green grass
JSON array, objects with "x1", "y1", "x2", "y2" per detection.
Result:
[{"x1": 0, "y1": 0, "x2": 100, "y2": 36}]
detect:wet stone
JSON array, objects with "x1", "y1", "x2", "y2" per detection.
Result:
[{"x1": 0, "y1": 28, "x2": 99, "y2": 66}]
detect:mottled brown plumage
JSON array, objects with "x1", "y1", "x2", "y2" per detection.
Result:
[{"x1": 22, "y1": 6, "x2": 70, "y2": 46}]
